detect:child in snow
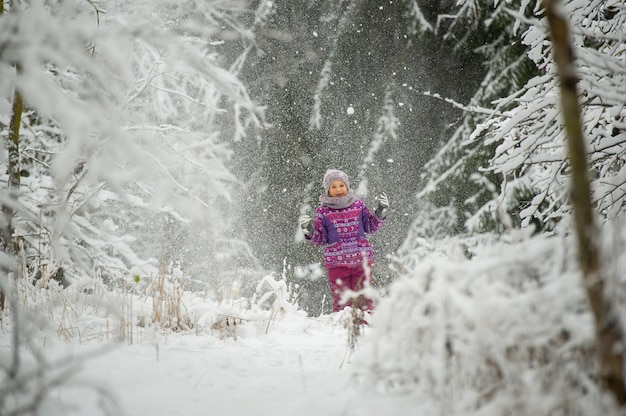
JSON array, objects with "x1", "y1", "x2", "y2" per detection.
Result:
[{"x1": 299, "y1": 169, "x2": 389, "y2": 313}]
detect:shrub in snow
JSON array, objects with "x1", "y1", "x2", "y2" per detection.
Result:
[{"x1": 355, "y1": 231, "x2": 623, "y2": 415}]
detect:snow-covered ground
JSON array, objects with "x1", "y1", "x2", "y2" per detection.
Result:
[
  {"x1": 4, "y1": 229, "x2": 626, "y2": 416},
  {"x1": 42, "y1": 311, "x2": 420, "y2": 416}
]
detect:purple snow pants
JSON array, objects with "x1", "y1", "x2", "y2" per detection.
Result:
[{"x1": 327, "y1": 264, "x2": 373, "y2": 313}]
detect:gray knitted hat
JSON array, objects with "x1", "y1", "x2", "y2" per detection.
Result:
[{"x1": 323, "y1": 169, "x2": 350, "y2": 193}]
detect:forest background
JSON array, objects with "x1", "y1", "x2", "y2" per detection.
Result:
[{"x1": 1, "y1": 0, "x2": 626, "y2": 414}]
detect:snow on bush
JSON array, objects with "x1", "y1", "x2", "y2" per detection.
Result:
[{"x1": 355, "y1": 229, "x2": 624, "y2": 415}]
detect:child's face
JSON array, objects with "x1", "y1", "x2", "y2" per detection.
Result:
[{"x1": 328, "y1": 180, "x2": 348, "y2": 197}]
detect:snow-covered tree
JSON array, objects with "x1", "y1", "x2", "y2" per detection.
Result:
[
  {"x1": 0, "y1": 0, "x2": 264, "y2": 295},
  {"x1": 410, "y1": 0, "x2": 538, "y2": 235},
  {"x1": 1, "y1": 0, "x2": 266, "y2": 413},
  {"x1": 415, "y1": 0, "x2": 625, "y2": 234},
  {"x1": 387, "y1": 0, "x2": 626, "y2": 408},
  {"x1": 483, "y1": 0, "x2": 626, "y2": 228}
]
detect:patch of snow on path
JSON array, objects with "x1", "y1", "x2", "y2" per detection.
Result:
[{"x1": 50, "y1": 312, "x2": 422, "y2": 416}]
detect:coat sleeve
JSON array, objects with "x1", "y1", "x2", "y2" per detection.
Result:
[
  {"x1": 362, "y1": 204, "x2": 385, "y2": 234},
  {"x1": 305, "y1": 208, "x2": 328, "y2": 246}
]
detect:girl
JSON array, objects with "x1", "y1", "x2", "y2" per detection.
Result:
[{"x1": 299, "y1": 169, "x2": 388, "y2": 313}]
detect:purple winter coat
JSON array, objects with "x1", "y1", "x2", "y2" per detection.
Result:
[{"x1": 305, "y1": 199, "x2": 385, "y2": 269}]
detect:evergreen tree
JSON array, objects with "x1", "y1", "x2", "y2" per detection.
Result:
[
  {"x1": 412, "y1": 0, "x2": 538, "y2": 236},
  {"x1": 414, "y1": 0, "x2": 625, "y2": 237}
]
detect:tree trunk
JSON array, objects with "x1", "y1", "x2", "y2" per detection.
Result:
[
  {"x1": 0, "y1": 86, "x2": 22, "y2": 312},
  {"x1": 544, "y1": 0, "x2": 626, "y2": 406},
  {"x1": 1, "y1": 1, "x2": 23, "y2": 311}
]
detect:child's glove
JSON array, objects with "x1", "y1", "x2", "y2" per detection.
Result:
[
  {"x1": 299, "y1": 214, "x2": 313, "y2": 236},
  {"x1": 375, "y1": 193, "x2": 389, "y2": 217}
]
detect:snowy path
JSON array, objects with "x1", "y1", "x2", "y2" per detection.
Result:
[{"x1": 57, "y1": 313, "x2": 418, "y2": 416}]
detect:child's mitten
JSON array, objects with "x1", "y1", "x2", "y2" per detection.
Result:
[
  {"x1": 299, "y1": 214, "x2": 313, "y2": 235},
  {"x1": 375, "y1": 193, "x2": 389, "y2": 217}
]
